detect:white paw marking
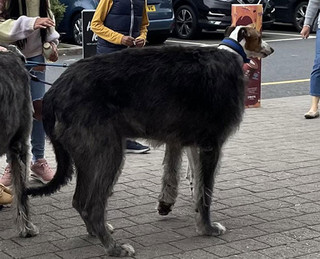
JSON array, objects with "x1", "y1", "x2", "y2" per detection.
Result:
[
  {"x1": 121, "y1": 243, "x2": 135, "y2": 256},
  {"x1": 106, "y1": 223, "x2": 114, "y2": 233},
  {"x1": 214, "y1": 222, "x2": 226, "y2": 234}
]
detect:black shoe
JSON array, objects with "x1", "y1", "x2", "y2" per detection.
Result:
[{"x1": 126, "y1": 140, "x2": 150, "y2": 154}]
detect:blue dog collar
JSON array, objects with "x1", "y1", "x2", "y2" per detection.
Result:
[{"x1": 219, "y1": 38, "x2": 250, "y2": 63}]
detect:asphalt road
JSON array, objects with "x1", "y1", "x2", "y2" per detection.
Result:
[{"x1": 46, "y1": 24, "x2": 316, "y2": 100}]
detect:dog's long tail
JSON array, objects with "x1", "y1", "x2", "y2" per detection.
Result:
[{"x1": 26, "y1": 98, "x2": 73, "y2": 197}]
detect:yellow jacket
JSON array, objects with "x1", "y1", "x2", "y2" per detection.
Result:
[{"x1": 91, "y1": 0, "x2": 149, "y2": 45}]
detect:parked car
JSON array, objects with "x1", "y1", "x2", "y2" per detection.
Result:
[
  {"x1": 273, "y1": 0, "x2": 316, "y2": 31},
  {"x1": 57, "y1": 0, "x2": 174, "y2": 45},
  {"x1": 172, "y1": 0, "x2": 275, "y2": 39}
]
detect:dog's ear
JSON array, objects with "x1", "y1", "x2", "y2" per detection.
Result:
[
  {"x1": 237, "y1": 27, "x2": 250, "y2": 42},
  {"x1": 225, "y1": 26, "x2": 236, "y2": 37}
]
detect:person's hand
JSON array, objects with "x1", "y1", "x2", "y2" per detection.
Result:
[
  {"x1": 0, "y1": 46, "x2": 8, "y2": 52},
  {"x1": 48, "y1": 42, "x2": 58, "y2": 62},
  {"x1": 121, "y1": 36, "x2": 135, "y2": 46},
  {"x1": 135, "y1": 38, "x2": 145, "y2": 48},
  {"x1": 34, "y1": 17, "x2": 55, "y2": 30},
  {"x1": 300, "y1": 25, "x2": 311, "y2": 39}
]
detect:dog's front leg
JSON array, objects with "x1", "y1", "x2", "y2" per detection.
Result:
[
  {"x1": 194, "y1": 148, "x2": 226, "y2": 236},
  {"x1": 157, "y1": 144, "x2": 182, "y2": 215}
]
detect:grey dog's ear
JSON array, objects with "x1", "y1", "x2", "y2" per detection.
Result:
[
  {"x1": 6, "y1": 45, "x2": 26, "y2": 63},
  {"x1": 224, "y1": 26, "x2": 236, "y2": 37},
  {"x1": 237, "y1": 27, "x2": 250, "y2": 42}
]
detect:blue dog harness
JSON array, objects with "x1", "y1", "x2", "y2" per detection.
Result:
[{"x1": 219, "y1": 38, "x2": 250, "y2": 63}]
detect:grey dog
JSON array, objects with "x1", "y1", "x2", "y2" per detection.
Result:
[
  {"x1": 27, "y1": 26, "x2": 273, "y2": 256},
  {"x1": 0, "y1": 45, "x2": 39, "y2": 237}
]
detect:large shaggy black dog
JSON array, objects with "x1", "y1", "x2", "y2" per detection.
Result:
[
  {"x1": 0, "y1": 45, "x2": 38, "y2": 237},
  {"x1": 27, "y1": 26, "x2": 273, "y2": 256}
]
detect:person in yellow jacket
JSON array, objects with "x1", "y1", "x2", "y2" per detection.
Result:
[
  {"x1": 91, "y1": 0, "x2": 151, "y2": 154},
  {"x1": 91, "y1": 0, "x2": 149, "y2": 53}
]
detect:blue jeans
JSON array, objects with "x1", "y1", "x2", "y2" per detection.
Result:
[
  {"x1": 28, "y1": 55, "x2": 46, "y2": 161},
  {"x1": 310, "y1": 28, "x2": 320, "y2": 96}
]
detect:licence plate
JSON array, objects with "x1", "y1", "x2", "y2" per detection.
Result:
[{"x1": 147, "y1": 5, "x2": 156, "y2": 12}]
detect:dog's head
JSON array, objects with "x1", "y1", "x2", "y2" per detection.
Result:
[
  {"x1": 225, "y1": 26, "x2": 274, "y2": 59},
  {"x1": 0, "y1": 44, "x2": 26, "y2": 63}
]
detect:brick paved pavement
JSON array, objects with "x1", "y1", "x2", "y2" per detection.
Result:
[{"x1": 1, "y1": 95, "x2": 320, "y2": 258}]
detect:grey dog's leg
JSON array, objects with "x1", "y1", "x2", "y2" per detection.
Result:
[
  {"x1": 9, "y1": 136, "x2": 39, "y2": 238},
  {"x1": 158, "y1": 144, "x2": 182, "y2": 215},
  {"x1": 194, "y1": 147, "x2": 226, "y2": 236},
  {"x1": 185, "y1": 146, "x2": 198, "y2": 198},
  {"x1": 71, "y1": 134, "x2": 134, "y2": 257}
]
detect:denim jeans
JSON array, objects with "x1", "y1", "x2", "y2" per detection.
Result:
[
  {"x1": 310, "y1": 28, "x2": 320, "y2": 96},
  {"x1": 28, "y1": 55, "x2": 46, "y2": 161}
]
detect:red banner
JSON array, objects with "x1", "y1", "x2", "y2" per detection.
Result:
[{"x1": 231, "y1": 4, "x2": 263, "y2": 108}]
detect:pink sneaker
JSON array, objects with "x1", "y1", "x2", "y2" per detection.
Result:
[
  {"x1": 30, "y1": 159, "x2": 54, "y2": 184},
  {"x1": 0, "y1": 164, "x2": 12, "y2": 187}
]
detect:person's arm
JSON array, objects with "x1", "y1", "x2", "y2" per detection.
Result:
[
  {"x1": 0, "y1": 15, "x2": 58, "y2": 44},
  {"x1": 0, "y1": 16, "x2": 37, "y2": 43},
  {"x1": 137, "y1": 1, "x2": 149, "y2": 40},
  {"x1": 304, "y1": 0, "x2": 320, "y2": 26},
  {"x1": 300, "y1": 0, "x2": 320, "y2": 38},
  {"x1": 91, "y1": 0, "x2": 124, "y2": 45},
  {"x1": 135, "y1": 1, "x2": 149, "y2": 47}
]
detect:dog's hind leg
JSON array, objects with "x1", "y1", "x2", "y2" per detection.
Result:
[
  {"x1": 185, "y1": 146, "x2": 199, "y2": 198},
  {"x1": 9, "y1": 130, "x2": 39, "y2": 237},
  {"x1": 157, "y1": 144, "x2": 182, "y2": 215},
  {"x1": 194, "y1": 146, "x2": 226, "y2": 236},
  {"x1": 71, "y1": 135, "x2": 134, "y2": 257}
]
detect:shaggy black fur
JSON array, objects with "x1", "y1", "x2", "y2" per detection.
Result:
[
  {"x1": 0, "y1": 45, "x2": 38, "y2": 237},
  {"x1": 27, "y1": 45, "x2": 246, "y2": 256}
]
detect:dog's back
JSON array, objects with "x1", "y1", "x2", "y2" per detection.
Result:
[{"x1": 44, "y1": 46, "x2": 245, "y2": 148}]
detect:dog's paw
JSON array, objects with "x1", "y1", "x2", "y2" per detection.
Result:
[
  {"x1": 196, "y1": 222, "x2": 226, "y2": 236},
  {"x1": 107, "y1": 243, "x2": 135, "y2": 257},
  {"x1": 157, "y1": 201, "x2": 174, "y2": 215},
  {"x1": 19, "y1": 222, "x2": 39, "y2": 238}
]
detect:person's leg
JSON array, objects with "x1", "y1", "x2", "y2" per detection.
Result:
[
  {"x1": 306, "y1": 28, "x2": 320, "y2": 118},
  {"x1": 29, "y1": 55, "x2": 54, "y2": 183}
]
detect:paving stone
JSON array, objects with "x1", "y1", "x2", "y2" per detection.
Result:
[
  {"x1": 4, "y1": 243, "x2": 60, "y2": 258},
  {"x1": 204, "y1": 244, "x2": 240, "y2": 257},
  {"x1": 134, "y1": 244, "x2": 181, "y2": 259},
  {"x1": 220, "y1": 226, "x2": 267, "y2": 242},
  {"x1": 175, "y1": 249, "x2": 219, "y2": 259},
  {"x1": 170, "y1": 236, "x2": 225, "y2": 251},
  {"x1": 56, "y1": 245, "x2": 105, "y2": 259},
  {"x1": 226, "y1": 239, "x2": 270, "y2": 252},
  {"x1": 52, "y1": 237, "x2": 91, "y2": 250},
  {"x1": 223, "y1": 251, "x2": 271, "y2": 259},
  {"x1": 254, "y1": 218, "x2": 305, "y2": 233},
  {"x1": 254, "y1": 232, "x2": 297, "y2": 246},
  {"x1": 283, "y1": 227, "x2": 320, "y2": 241},
  {"x1": 132, "y1": 231, "x2": 184, "y2": 247}
]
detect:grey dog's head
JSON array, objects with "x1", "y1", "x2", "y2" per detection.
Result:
[{"x1": 0, "y1": 44, "x2": 26, "y2": 63}]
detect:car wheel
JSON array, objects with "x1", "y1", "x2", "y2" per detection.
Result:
[
  {"x1": 72, "y1": 13, "x2": 83, "y2": 45},
  {"x1": 147, "y1": 34, "x2": 169, "y2": 44},
  {"x1": 174, "y1": 5, "x2": 200, "y2": 39},
  {"x1": 293, "y1": 1, "x2": 307, "y2": 32}
]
